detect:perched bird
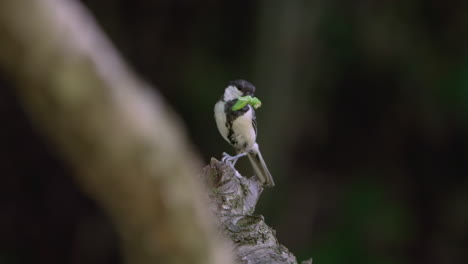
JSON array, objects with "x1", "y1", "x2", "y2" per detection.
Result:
[{"x1": 214, "y1": 79, "x2": 275, "y2": 187}]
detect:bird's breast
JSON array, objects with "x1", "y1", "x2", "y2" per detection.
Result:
[{"x1": 231, "y1": 107, "x2": 256, "y2": 151}]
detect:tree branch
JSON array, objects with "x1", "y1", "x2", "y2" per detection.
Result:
[
  {"x1": 0, "y1": 0, "x2": 234, "y2": 263},
  {"x1": 203, "y1": 158, "x2": 312, "y2": 264}
]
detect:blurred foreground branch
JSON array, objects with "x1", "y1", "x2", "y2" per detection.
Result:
[
  {"x1": 204, "y1": 159, "x2": 312, "y2": 264},
  {"x1": 0, "y1": 0, "x2": 234, "y2": 263}
]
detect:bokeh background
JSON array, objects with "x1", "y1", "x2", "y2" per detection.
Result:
[{"x1": 1, "y1": 0, "x2": 468, "y2": 263}]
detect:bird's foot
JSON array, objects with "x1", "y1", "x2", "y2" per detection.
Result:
[
  {"x1": 221, "y1": 152, "x2": 247, "y2": 167},
  {"x1": 221, "y1": 152, "x2": 236, "y2": 166},
  {"x1": 221, "y1": 152, "x2": 229, "y2": 162}
]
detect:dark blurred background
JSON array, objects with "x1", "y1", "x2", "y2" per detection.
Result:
[{"x1": 1, "y1": 0, "x2": 468, "y2": 263}]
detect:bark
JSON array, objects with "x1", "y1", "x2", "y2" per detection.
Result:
[
  {"x1": 203, "y1": 158, "x2": 312, "y2": 264},
  {"x1": 0, "y1": 0, "x2": 234, "y2": 263}
]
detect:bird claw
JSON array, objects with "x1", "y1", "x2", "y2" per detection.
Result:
[
  {"x1": 222, "y1": 157, "x2": 244, "y2": 179},
  {"x1": 221, "y1": 152, "x2": 231, "y2": 163},
  {"x1": 222, "y1": 152, "x2": 237, "y2": 166},
  {"x1": 221, "y1": 152, "x2": 248, "y2": 167}
]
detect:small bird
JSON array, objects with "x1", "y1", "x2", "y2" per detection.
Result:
[{"x1": 214, "y1": 79, "x2": 275, "y2": 187}]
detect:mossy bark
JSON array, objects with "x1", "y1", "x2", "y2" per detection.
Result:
[{"x1": 203, "y1": 158, "x2": 313, "y2": 264}]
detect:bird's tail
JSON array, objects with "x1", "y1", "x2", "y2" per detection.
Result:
[{"x1": 247, "y1": 143, "x2": 275, "y2": 187}]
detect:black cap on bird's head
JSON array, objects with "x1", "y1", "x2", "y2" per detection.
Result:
[{"x1": 229, "y1": 79, "x2": 255, "y2": 96}]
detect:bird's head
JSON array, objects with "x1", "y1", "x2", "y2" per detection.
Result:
[{"x1": 223, "y1": 79, "x2": 256, "y2": 101}]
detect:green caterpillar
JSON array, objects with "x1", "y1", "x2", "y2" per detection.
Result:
[{"x1": 231, "y1": 96, "x2": 262, "y2": 111}]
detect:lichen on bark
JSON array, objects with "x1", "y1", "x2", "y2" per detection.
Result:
[{"x1": 203, "y1": 158, "x2": 313, "y2": 264}]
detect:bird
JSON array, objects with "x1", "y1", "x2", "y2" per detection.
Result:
[{"x1": 214, "y1": 79, "x2": 275, "y2": 187}]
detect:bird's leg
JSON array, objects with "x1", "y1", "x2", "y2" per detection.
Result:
[{"x1": 222, "y1": 152, "x2": 247, "y2": 166}]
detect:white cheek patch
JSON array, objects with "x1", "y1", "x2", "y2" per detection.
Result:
[{"x1": 224, "y1": 85, "x2": 243, "y2": 101}]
